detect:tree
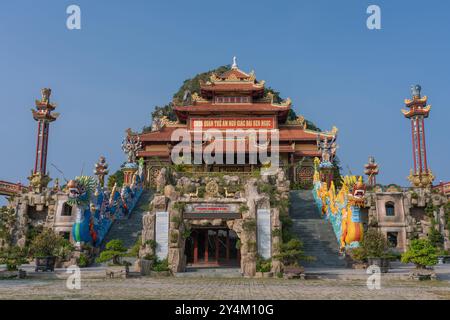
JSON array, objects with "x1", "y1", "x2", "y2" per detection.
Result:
[
  {"x1": 96, "y1": 239, "x2": 127, "y2": 265},
  {"x1": 108, "y1": 169, "x2": 124, "y2": 189},
  {"x1": 0, "y1": 206, "x2": 15, "y2": 246},
  {"x1": 361, "y1": 228, "x2": 389, "y2": 258},
  {"x1": 401, "y1": 239, "x2": 438, "y2": 269},
  {"x1": 29, "y1": 229, "x2": 68, "y2": 258},
  {"x1": 428, "y1": 225, "x2": 444, "y2": 249},
  {"x1": 0, "y1": 246, "x2": 28, "y2": 271},
  {"x1": 274, "y1": 238, "x2": 310, "y2": 267}
]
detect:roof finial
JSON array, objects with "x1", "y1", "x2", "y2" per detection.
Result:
[{"x1": 232, "y1": 56, "x2": 238, "y2": 69}]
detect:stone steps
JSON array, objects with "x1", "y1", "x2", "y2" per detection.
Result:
[
  {"x1": 289, "y1": 190, "x2": 346, "y2": 268},
  {"x1": 101, "y1": 190, "x2": 153, "y2": 250}
]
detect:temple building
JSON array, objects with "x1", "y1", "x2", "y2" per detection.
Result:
[{"x1": 138, "y1": 58, "x2": 337, "y2": 188}]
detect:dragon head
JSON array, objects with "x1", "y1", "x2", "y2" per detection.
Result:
[
  {"x1": 66, "y1": 176, "x2": 96, "y2": 206},
  {"x1": 348, "y1": 177, "x2": 366, "y2": 207}
]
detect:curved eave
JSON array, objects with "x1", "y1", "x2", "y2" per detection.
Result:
[
  {"x1": 401, "y1": 106, "x2": 431, "y2": 118},
  {"x1": 404, "y1": 96, "x2": 428, "y2": 107}
]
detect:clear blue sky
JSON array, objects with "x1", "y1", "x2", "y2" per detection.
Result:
[{"x1": 1, "y1": 0, "x2": 449, "y2": 202}]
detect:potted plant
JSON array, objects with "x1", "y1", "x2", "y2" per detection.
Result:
[
  {"x1": 96, "y1": 239, "x2": 128, "y2": 266},
  {"x1": 362, "y1": 229, "x2": 391, "y2": 273},
  {"x1": 402, "y1": 239, "x2": 439, "y2": 280},
  {"x1": 30, "y1": 229, "x2": 66, "y2": 272},
  {"x1": 274, "y1": 238, "x2": 310, "y2": 279},
  {"x1": 401, "y1": 239, "x2": 438, "y2": 270}
]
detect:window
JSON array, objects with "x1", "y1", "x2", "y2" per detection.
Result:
[
  {"x1": 387, "y1": 232, "x2": 398, "y2": 248},
  {"x1": 215, "y1": 96, "x2": 250, "y2": 104},
  {"x1": 62, "y1": 203, "x2": 72, "y2": 216},
  {"x1": 385, "y1": 202, "x2": 395, "y2": 216}
]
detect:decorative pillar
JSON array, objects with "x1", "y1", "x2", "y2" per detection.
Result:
[
  {"x1": 402, "y1": 85, "x2": 434, "y2": 188},
  {"x1": 364, "y1": 156, "x2": 379, "y2": 187},
  {"x1": 28, "y1": 88, "x2": 59, "y2": 193},
  {"x1": 94, "y1": 156, "x2": 109, "y2": 188},
  {"x1": 316, "y1": 131, "x2": 338, "y2": 189},
  {"x1": 121, "y1": 129, "x2": 142, "y2": 186}
]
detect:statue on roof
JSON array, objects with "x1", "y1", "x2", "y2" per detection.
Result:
[
  {"x1": 232, "y1": 56, "x2": 238, "y2": 69},
  {"x1": 182, "y1": 90, "x2": 192, "y2": 106},
  {"x1": 94, "y1": 156, "x2": 109, "y2": 188},
  {"x1": 121, "y1": 129, "x2": 142, "y2": 164},
  {"x1": 41, "y1": 88, "x2": 52, "y2": 103},
  {"x1": 411, "y1": 84, "x2": 421, "y2": 98},
  {"x1": 317, "y1": 135, "x2": 337, "y2": 166}
]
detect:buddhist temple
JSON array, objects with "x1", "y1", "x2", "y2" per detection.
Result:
[{"x1": 138, "y1": 58, "x2": 338, "y2": 187}]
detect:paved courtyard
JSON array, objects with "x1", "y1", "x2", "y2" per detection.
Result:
[{"x1": 0, "y1": 276, "x2": 449, "y2": 300}]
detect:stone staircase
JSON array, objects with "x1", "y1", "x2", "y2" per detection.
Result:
[
  {"x1": 290, "y1": 190, "x2": 346, "y2": 268},
  {"x1": 101, "y1": 190, "x2": 153, "y2": 250}
]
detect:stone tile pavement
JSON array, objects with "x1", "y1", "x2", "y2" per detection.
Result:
[{"x1": 0, "y1": 276, "x2": 449, "y2": 300}]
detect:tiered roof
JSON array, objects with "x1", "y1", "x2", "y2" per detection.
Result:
[{"x1": 174, "y1": 59, "x2": 292, "y2": 122}]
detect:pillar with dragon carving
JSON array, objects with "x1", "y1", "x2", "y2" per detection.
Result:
[
  {"x1": 402, "y1": 85, "x2": 434, "y2": 188},
  {"x1": 28, "y1": 88, "x2": 59, "y2": 193},
  {"x1": 364, "y1": 156, "x2": 379, "y2": 187}
]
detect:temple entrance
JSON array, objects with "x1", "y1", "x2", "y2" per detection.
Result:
[{"x1": 185, "y1": 228, "x2": 240, "y2": 267}]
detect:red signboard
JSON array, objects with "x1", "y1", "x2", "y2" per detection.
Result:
[{"x1": 190, "y1": 117, "x2": 275, "y2": 130}]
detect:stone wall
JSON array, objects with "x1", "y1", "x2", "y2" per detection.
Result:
[
  {"x1": 365, "y1": 187, "x2": 449, "y2": 251},
  {"x1": 139, "y1": 168, "x2": 289, "y2": 276}
]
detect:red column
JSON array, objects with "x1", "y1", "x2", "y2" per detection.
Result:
[
  {"x1": 415, "y1": 118, "x2": 423, "y2": 173},
  {"x1": 226, "y1": 230, "x2": 230, "y2": 263},
  {"x1": 421, "y1": 117, "x2": 428, "y2": 172},
  {"x1": 193, "y1": 232, "x2": 198, "y2": 264},
  {"x1": 411, "y1": 119, "x2": 417, "y2": 174},
  {"x1": 204, "y1": 230, "x2": 209, "y2": 263},
  {"x1": 42, "y1": 124, "x2": 49, "y2": 174},
  {"x1": 34, "y1": 121, "x2": 41, "y2": 173},
  {"x1": 215, "y1": 232, "x2": 219, "y2": 265},
  {"x1": 38, "y1": 123, "x2": 46, "y2": 174}
]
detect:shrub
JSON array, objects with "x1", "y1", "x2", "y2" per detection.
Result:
[
  {"x1": 0, "y1": 246, "x2": 28, "y2": 271},
  {"x1": 272, "y1": 228, "x2": 282, "y2": 238},
  {"x1": 77, "y1": 253, "x2": 90, "y2": 268},
  {"x1": 182, "y1": 227, "x2": 191, "y2": 239},
  {"x1": 274, "y1": 238, "x2": 309, "y2": 267},
  {"x1": 171, "y1": 215, "x2": 182, "y2": 227},
  {"x1": 428, "y1": 227, "x2": 444, "y2": 249},
  {"x1": 145, "y1": 239, "x2": 157, "y2": 251},
  {"x1": 243, "y1": 219, "x2": 257, "y2": 232},
  {"x1": 361, "y1": 228, "x2": 389, "y2": 258},
  {"x1": 30, "y1": 229, "x2": 68, "y2": 258},
  {"x1": 96, "y1": 239, "x2": 127, "y2": 265},
  {"x1": 348, "y1": 247, "x2": 367, "y2": 263},
  {"x1": 239, "y1": 205, "x2": 249, "y2": 214},
  {"x1": 425, "y1": 204, "x2": 436, "y2": 217},
  {"x1": 127, "y1": 236, "x2": 141, "y2": 258},
  {"x1": 401, "y1": 239, "x2": 438, "y2": 269},
  {"x1": 173, "y1": 202, "x2": 186, "y2": 212},
  {"x1": 152, "y1": 258, "x2": 170, "y2": 272},
  {"x1": 256, "y1": 256, "x2": 272, "y2": 272}
]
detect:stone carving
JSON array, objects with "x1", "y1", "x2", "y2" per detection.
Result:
[
  {"x1": 121, "y1": 129, "x2": 142, "y2": 164},
  {"x1": 316, "y1": 135, "x2": 338, "y2": 166},
  {"x1": 205, "y1": 180, "x2": 219, "y2": 197},
  {"x1": 156, "y1": 168, "x2": 167, "y2": 193},
  {"x1": 94, "y1": 156, "x2": 109, "y2": 188}
]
